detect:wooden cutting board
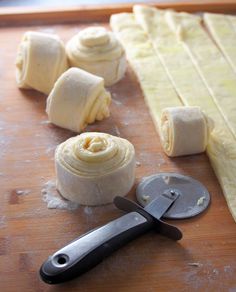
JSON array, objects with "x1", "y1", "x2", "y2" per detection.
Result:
[{"x1": 0, "y1": 2, "x2": 236, "y2": 291}]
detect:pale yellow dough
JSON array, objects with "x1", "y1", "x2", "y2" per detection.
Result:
[
  {"x1": 164, "y1": 10, "x2": 236, "y2": 139},
  {"x1": 160, "y1": 107, "x2": 209, "y2": 157},
  {"x1": 203, "y1": 13, "x2": 236, "y2": 74},
  {"x1": 110, "y1": 13, "x2": 182, "y2": 132},
  {"x1": 111, "y1": 9, "x2": 236, "y2": 221},
  {"x1": 46, "y1": 67, "x2": 111, "y2": 132},
  {"x1": 55, "y1": 132, "x2": 136, "y2": 205},
  {"x1": 66, "y1": 26, "x2": 126, "y2": 86},
  {"x1": 16, "y1": 31, "x2": 68, "y2": 95}
]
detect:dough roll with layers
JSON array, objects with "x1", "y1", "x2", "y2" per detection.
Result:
[
  {"x1": 66, "y1": 26, "x2": 126, "y2": 86},
  {"x1": 16, "y1": 31, "x2": 68, "y2": 95},
  {"x1": 46, "y1": 67, "x2": 111, "y2": 132},
  {"x1": 55, "y1": 132, "x2": 136, "y2": 205},
  {"x1": 160, "y1": 106, "x2": 209, "y2": 157}
]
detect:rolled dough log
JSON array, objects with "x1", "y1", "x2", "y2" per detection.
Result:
[
  {"x1": 66, "y1": 26, "x2": 126, "y2": 86},
  {"x1": 15, "y1": 31, "x2": 68, "y2": 95},
  {"x1": 55, "y1": 132, "x2": 136, "y2": 205},
  {"x1": 46, "y1": 67, "x2": 111, "y2": 132},
  {"x1": 160, "y1": 106, "x2": 209, "y2": 157}
]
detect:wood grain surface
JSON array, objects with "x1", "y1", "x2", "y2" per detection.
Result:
[
  {"x1": 1, "y1": 1, "x2": 236, "y2": 26},
  {"x1": 0, "y1": 3, "x2": 236, "y2": 292}
]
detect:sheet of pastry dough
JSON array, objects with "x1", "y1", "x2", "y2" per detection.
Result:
[
  {"x1": 203, "y1": 13, "x2": 236, "y2": 74},
  {"x1": 110, "y1": 13, "x2": 182, "y2": 133},
  {"x1": 164, "y1": 10, "x2": 236, "y2": 140},
  {"x1": 133, "y1": 5, "x2": 236, "y2": 221}
]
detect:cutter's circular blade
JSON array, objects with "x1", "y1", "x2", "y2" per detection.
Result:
[{"x1": 136, "y1": 173, "x2": 210, "y2": 219}]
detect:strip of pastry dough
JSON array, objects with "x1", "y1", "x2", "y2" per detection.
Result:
[
  {"x1": 133, "y1": 6, "x2": 215, "y2": 116},
  {"x1": 228, "y1": 15, "x2": 236, "y2": 33},
  {"x1": 203, "y1": 13, "x2": 236, "y2": 74},
  {"x1": 133, "y1": 5, "x2": 236, "y2": 221},
  {"x1": 110, "y1": 13, "x2": 182, "y2": 133},
  {"x1": 164, "y1": 10, "x2": 236, "y2": 139}
]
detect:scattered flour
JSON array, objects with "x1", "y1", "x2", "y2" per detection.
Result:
[
  {"x1": 213, "y1": 268, "x2": 219, "y2": 275},
  {"x1": 188, "y1": 262, "x2": 203, "y2": 267},
  {"x1": 16, "y1": 189, "x2": 31, "y2": 196},
  {"x1": 112, "y1": 98, "x2": 123, "y2": 106},
  {"x1": 224, "y1": 265, "x2": 231, "y2": 273},
  {"x1": 84, "y1": 206, "x2": 93, "y2": 215},
  {"x1": 46, "y1": 146, "x2": 56, "y2": 155},
  {"x1": 40, "y1": 120, "x2": 50, "y2": 125},
  {"x1": 39, "y1": 28, "x2": 56, "y2": 34},
  {"x1": 42, "y1": 180, "x2": 80, "y2": 211},
  {"x1": 114, "y1": 125, "x2": 121, "y2": 137},
  {"x1": 0, "y1": 216, "x2": 6, "y2": 228}
]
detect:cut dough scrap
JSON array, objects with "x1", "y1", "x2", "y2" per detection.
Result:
[
  {"x1": 110, "y1": 13, "x2": 182, "y2": 132},
  {"x1": 160, "y1": 107, "x2": 209, "y2": 157},
  {"x1": 15, "y1": 31, "x2": 68, "y2": 95},
  {"x1": 165, "y1": 10, "x2": 236, "y2": 139},
  {"x1": 203, "y1": 13, "x2": 236, "y2": 74},
  {"x1": 66, "y1": 26, "x2": 126, "y2": 86},
  {"x1": 46, "y1": 67, "x2": 111, "y2": 132},
  {"x1": 55, "y1": 132, "x2": 136, "y2": 205},
  {"x1": 132, "y1": 5, "x2": 236, "y2": 221}
]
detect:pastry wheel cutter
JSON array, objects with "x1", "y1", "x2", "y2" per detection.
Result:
[{"x1": 40, "y1": 173, "x2": 210, "y2": 284}]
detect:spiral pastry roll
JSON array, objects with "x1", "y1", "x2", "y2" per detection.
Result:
[
  {"x1": 66, "y1": 26, "x2": 126, "y2": 86},
  {"x1": 55, "y1": 132, "x2": 136, "y2": 205},
  {"x1": 15, "y1": 31, "x2": 68, "y2": 95},
  {"x1": 46, "y1": 67, "x2": 111, "y2": 132},
  {"x1": 160, "y1": 106, "x2": 211, "y2": 157}
]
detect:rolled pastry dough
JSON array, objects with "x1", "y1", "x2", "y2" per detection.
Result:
[
  {"x1": 160, "y1": 106, "x2": 209, "y2": 157},
  {"x1": 66, "y1": 26, "x2": 126, "y2": 86},
  {"x1": 46, "y1": 67, "x2": 111, "y2": 132},
  {"x1": 55, "y1": 132, "x2": 136, "y2": 205},
  {"x1": 16, "y1": 31, "x2": 68, "y2": 95}
]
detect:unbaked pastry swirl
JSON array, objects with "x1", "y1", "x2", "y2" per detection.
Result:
[
  {"x1": 66, "y1": 26, "x2": 126, "y2": 86},
  {"x1": 15, "y1": 31, "x2": 68, "y2": 95},
  {"x1": 160, "y1": 106, "x2": 211, "y2": 157},
  {"x1": 55, "y1": 132, "x2": 136, "y2": 205},
  {"x1": 46, "y1": 67, "x2": 111, "y2": 132}
]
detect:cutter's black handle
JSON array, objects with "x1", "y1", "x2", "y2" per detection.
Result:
[{"x1": 39, "y1": 211, "x2": 153, "y2": 284}]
